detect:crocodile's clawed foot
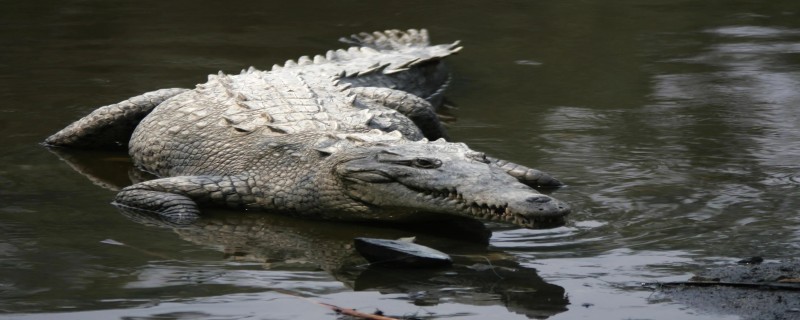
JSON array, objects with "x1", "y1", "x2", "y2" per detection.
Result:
[{"x1": 114, "y1": 202, "x2": 200, "y2": 228}]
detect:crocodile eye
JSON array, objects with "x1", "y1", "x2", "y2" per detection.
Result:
[{"x1": 412, "y1": 157, "x2": 442, "y2": 169}]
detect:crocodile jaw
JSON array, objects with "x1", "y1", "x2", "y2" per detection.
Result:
[
  {"x1": 342, "y1": 180, "x2": 569, "y2": 228},
  {"x1": 332, "y1": 144, "x2": 570, "y2": 228}
]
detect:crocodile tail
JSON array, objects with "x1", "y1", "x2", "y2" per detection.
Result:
[
  {"x1": 334, "y1": 29, "x2": 462, "y2": 107},
  {"x1": 274, "y1": 29, "x2": 461, "y2": 72},
  {"x1": 337, "y1": 28, "x2": 462, "y2": 67},
  {"x1": 340, "y1": 29, "x2": 432, "y2": 50},
  {"x1": 44, "y1": 88, "x2": 189, "y2": 149}
]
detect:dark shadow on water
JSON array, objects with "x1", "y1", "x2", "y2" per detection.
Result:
[
  {"x1": 353, "y1": 263, "x2": 569, "y2": 318},
  {"x1": 45, "y1": 147, "x2": 136, "y2": 191},
  {"x1": 125, "y1": 209, "x2": 569, "y2": 319}
]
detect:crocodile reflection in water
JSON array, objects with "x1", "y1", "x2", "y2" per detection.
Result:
[
  {"x1": 49, "y1": 148, "x2": 569, "y2": 319},
  {"x1": 128, "y1": 210, "x2": 569, "y2": 319}
]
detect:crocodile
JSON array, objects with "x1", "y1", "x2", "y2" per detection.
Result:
[{"x1": 44, "y1": 29, "x2": 570, "y2": 228}]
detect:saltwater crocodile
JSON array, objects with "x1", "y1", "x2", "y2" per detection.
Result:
[{"x1": 44, "y1": 29, "x2": 570, "y2": 228}]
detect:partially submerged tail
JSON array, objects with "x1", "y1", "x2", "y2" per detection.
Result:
[
  {"x1": 271, "y1": 29, "x2": 463, "y2": 106},
  {"x1": 340, "y1": 29, "x2": 439, "y2": 51},
  {"x1": 269, "y1": 29, "x2": 461, "y2": 71},
  {"x1": 44, "y1": 88, "x2": 188, "y2": 149}
]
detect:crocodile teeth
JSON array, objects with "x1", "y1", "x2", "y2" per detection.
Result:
[{"x1": 415, "y1": 188, "x2": 509, "y2": 221}]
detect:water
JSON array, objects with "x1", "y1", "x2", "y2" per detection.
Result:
[{"x1": 1, "y1": 0, "x2": 799, "y2": 319}]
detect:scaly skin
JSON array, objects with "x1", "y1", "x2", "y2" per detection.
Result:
[
  {"x1": 44, "y1": 88, "x2": 189, "y2": 149},
  {"x1": 45, "y1": 29, "x2": 569, "y2": 228},
  {"x1": 115, "y1": 131, "x2": 569, "y2": 227}
]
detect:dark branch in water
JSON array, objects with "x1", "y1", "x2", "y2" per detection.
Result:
[{"x1": 274, "y1": 289, "x2": 401, "y2": 320}]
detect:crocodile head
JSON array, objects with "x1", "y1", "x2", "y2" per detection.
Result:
[{"x1": 325, "y1": 140, "x2": 570, "y2": 228}]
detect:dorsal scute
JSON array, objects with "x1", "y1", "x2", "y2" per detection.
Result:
[
  {"x1": 297, "y1": 55, "x2": 312, "y2": 65},
  {"x1": 312, "y1": 130, "x2": 409, "y2": 156},
  {"x1": 239, "y1": 66, "x2": 259, "y2": 75}
]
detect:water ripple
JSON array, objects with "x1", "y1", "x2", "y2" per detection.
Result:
[
  {"x1": 791, "y1": 173, "x2": 800, "y2": 185},
  {"x1": 488, "y1": 220, "x2": 613, "y2": 258},
  {"x1": 705, "y1": 26, "x2": 800, "y2": 38}
]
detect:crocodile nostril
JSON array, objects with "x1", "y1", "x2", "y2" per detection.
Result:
[{"x1": 526, "y1": 196, "x2": 552, "y2": 203}]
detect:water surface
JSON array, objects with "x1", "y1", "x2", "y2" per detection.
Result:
[{"x1": 1, "y1": 0, "x2": 799, "y2": 319}]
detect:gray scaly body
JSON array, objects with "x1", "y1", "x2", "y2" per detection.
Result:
[{"x1": 45, "y1": 29, "x2": 570, "y2": 228}]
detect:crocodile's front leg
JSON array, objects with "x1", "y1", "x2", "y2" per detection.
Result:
[
  {"x1": 113, "y1": 175, "x2": 255, "y2": 224},
  {"x1": 488, "y1": 156, "x2": 564, "y2": 189},
  {"x1": 45, "y1": 88, "x2": 189, "y2": 149},
  {"x1": 350, "y1": 87, "x2": 449, "y2": 140}
]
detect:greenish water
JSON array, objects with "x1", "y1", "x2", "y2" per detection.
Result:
[{"x1": 1, "y1": 1, "x2": 799, "y2": 319}]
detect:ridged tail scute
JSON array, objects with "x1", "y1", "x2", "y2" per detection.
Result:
[
  {"x1": 274, "y1": 29, "x2": 462, "y2": 85},
  {"x1": 327, "y1": 29, "x2": 461, "y2": 106},
  {"x1": 339, "y1": 28, "x2": 463, "y2": 61},
  {"x1": 340, "y1": 29, "x2": 431, "y2": 50}
]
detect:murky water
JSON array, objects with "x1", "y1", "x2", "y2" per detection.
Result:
[{"x1": 1, "y1": 0, "x2": 799, "y2": 319}]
